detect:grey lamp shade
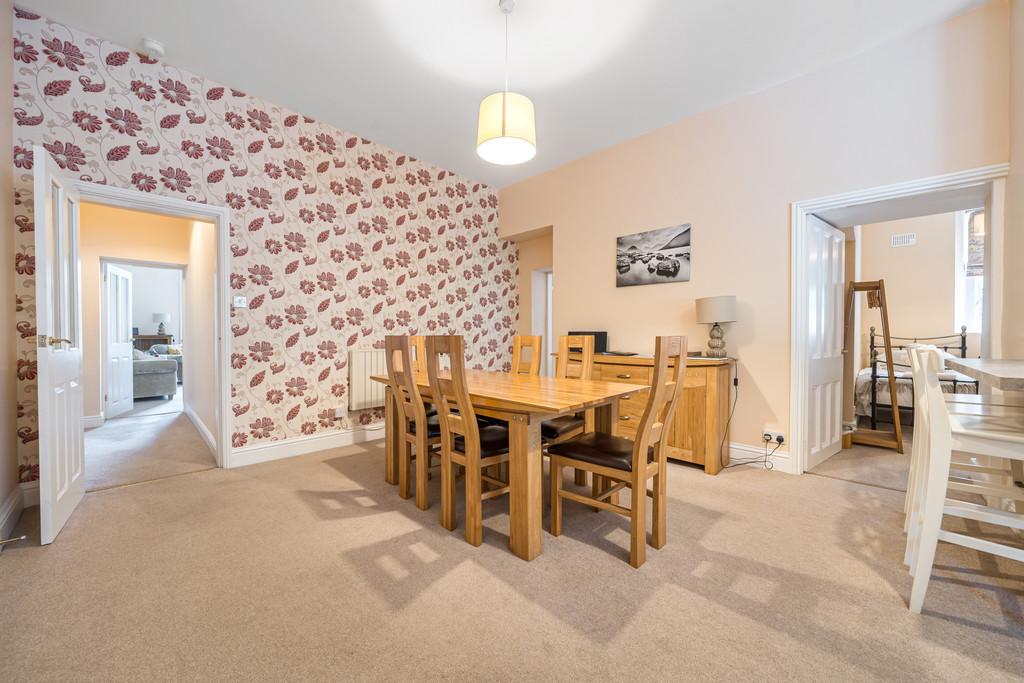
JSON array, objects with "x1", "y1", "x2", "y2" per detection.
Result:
[
  {"x1": 152, "y1": 313, "x2": 171, "y2": 324},
  {"x1": 695, "y1": 296, "x2": 736, "y2": 324}
]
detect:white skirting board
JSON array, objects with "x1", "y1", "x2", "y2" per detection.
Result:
[
  {"x1": 184, "y1": 406, "x2": 217, "y2": 457},
  {"x1": 229, "y1": 424, "x2": 385, "y2": 469},
  {"x1": 1, "y1": 484, "x2": 25, "y2": 542},
  {"x1": 21, "y1": 480, "x2": 39, "y2": 507},
  {"x1": 82, "y1": 414, "x2": 104, "y2": 429},
  {"x1": 727, "y1": 442, "x2": 795, "y2": 474}
]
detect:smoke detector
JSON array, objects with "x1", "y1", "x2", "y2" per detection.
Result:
[{"x1": 139, "y1": 37, "x2": 164, "y2": 59}]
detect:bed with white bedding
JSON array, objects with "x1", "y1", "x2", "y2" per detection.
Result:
[
  {"x1": 856, "y1": 327, "x2": 978, "y2": 428},
  {"x1": 853, "y1": 366, "x2": 979, "y2": 418}
]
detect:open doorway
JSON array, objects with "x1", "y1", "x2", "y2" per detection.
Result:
[
  {"x1": 810, "y1": 209, "x2": 985, "y2": 489},
  {"x1": 790, "y1": 164, "x2": 1008, "y2": 479},
  {"x1": 79, "y1": 202, "x2": 216, "y2": 491}
]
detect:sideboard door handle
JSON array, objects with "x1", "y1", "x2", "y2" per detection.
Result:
[
  {"x1": 616, "y1": 373, "x2": 631, "y2": 379},
  {"x1": 620, "y1": 415, "x2": 631, "y2": 421}
]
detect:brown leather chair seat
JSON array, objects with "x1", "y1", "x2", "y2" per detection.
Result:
[
  {"x1": 541, "y1": 415, "x2": 585, "y2": 441},
  {"x1": 408, "y1": 413, "x2": 441, "y2": 438},
  {"x1": 454, "y1": 424, "x2": 511, "y2": 457},
  {"x1": 547, "y1": 432, "x2": 652, "y2": 472}
]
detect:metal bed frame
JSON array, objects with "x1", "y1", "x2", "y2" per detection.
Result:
[{"x1": 867, "y1": 325, "x2": 978, "y2": 428}]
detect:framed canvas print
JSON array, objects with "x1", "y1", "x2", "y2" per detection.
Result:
[{"x1": 616, "y1": 223, "x2": 691, "y2": 287}]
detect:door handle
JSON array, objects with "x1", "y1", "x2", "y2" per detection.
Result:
[
  {"x1": 616, "y1": 373, "x2": 631, "y2": 379},
  {"x1": 26, "y1": 335, "x2": 72, "y2": 347}
]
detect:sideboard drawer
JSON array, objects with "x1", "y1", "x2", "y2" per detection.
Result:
[{"x1": 599, "y1": 363, "x2": 651, "y2": 384}]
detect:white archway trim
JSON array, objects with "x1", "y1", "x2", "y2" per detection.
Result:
[
  {"x1": 789, "y1": 163, "x2": 1009, "y2": 475},
  {"x1": 71, "y1": 181, "x2": 233, "y2": 468}
]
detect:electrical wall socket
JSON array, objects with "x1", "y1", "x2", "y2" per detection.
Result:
[
  {"x1": 333, "y1": 407, "x2": 345, "y2": 419},
  {"x1": 762, "y1": 430, "x2": 786, "y2": 445}
]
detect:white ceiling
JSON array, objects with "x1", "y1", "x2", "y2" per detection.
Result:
[{"x1": 20, "y1": 0, "x2": 984, "y2": 188}]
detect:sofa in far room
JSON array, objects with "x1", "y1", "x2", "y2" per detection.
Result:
[
  {"x1": 133, "y1": 349, "x2": 178, "y2": 399},
  {"x1": 148, "y1": 343, "x2": 183, "y2": 383}
]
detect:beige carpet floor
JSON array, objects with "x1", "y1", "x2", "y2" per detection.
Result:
[
  {"x1": 809, "y1": 434, "x2": 915, "y2": 491},
  {"x1": 85, "y1": 410, "x2": 215, "y2": 491},
  {"x1": 2, "y1": 440, "x2": 1021, "y2": 681},
  {"x1": 116, "y1": 390, "x2": 184, "y2": 418}
]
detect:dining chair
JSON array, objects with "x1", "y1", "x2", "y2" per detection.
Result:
[
  {"x1": 903, "y1": 347, "x2": 1018, "y2": 535},
  {"x1": 384, "y1": 335, "x2": 442, "y2": 510},
  {"x1": 548, "y1": 335, "x2": 686, "y2": 568},
  {"x1": 544, "y1": 334, "x2": 597, "y2": 485},
  {"x1": 424, "y1": 335, "x2": 512, "y2": 546},
  {"x1": 511, "y1": 335, "x2": 543, "y2": 376},
  {"x1": 554, "y1": 334, "x2": 595, "y2": 380},
  {"x1": 905, "y1": 347, "x2": 1024, "y2": 613}
]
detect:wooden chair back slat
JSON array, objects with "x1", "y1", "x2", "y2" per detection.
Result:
[
  {"x1": 633, "y1": 336, "x2": 687, "y2": 470},
  {"x1": 424, "y1": 335, "x2": 479, "y2": 444},
  {"x1": 511, "y1": 335, "x2": 543, "y2": 376},
  {"x1": 555, "y1": 335, "x2": 595, "y2": 380},
  {"x1": 384, "y1": 336, "x2": 428, "y2": 432},
  {"x1": 410, "y1": 335, "x2": 427, "y2": 375}
]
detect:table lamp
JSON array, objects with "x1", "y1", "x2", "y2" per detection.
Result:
[
  {"x1": 695, "y1": 296, "x2": 736, "y2": 358},
  {"x1": 153, "y1": 313, "x2": 170, "y2": 335}
]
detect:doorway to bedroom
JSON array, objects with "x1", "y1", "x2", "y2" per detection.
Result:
[
  {"x1": 80, "y1": 202, "x2": 217, "y2": 491},
  {"x1": 791, "y1": 168, "x2": 1006, "y2": 490},
  {"x1": 809, "y1": 208, "x2": 986, "y2": 490}
]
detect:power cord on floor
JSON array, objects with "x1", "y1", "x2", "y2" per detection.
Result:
[
  {"x1": 718, "y1": 364, "x2": 739, "y2": 472},
  {"x1": 724, "y1": 439, "x2": 779, "y2": 470},
  {"x1": 717, "y1": 362, "x2": 778, "y2": 471}
]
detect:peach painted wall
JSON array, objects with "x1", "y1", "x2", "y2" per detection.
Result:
[
  {"x1": 183, "y1": 221, "x2": 217, "y2": 441},
  {"x1": 79, "y1": 203, "x2": 192, "y2": 419},
  {"x1": 499, "y1": 1, "x2": 1011, "y2": 450},
  {"x1": 857, "y1": 213, "x2": 979, "y2": 366},
  {"x1": 514, "y1": 231, "x2": 552, "y2": 337},
  {"x1": 0, "y1": 0, "x2": 15, "y2": 515},
  {"x1": 1005, "y1": 0, "x2": 1024, "y2": 356}
]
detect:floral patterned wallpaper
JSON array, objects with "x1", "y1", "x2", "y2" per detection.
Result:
[{"x1": 11, "y1": 8, "x2": 518, "y2": 482}]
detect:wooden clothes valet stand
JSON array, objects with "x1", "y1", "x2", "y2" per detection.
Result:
[{"x1": 843, "y1": 279, "x2": 904, "y2": 453}]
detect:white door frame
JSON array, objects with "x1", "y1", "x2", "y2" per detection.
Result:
[
  {"x1": 790, "y1": 163, "x2": 1008, "y2": 474},
  {"x1": 98, "y1": 258, "x2": 187, "y2": 425},
  {"x1": 72, "y1": 182, "x2": 232, "y2": 468}
]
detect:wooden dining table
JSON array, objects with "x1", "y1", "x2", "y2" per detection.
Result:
[{"x1": 370, "y1": 369, "x2": 647, "y2": 561}]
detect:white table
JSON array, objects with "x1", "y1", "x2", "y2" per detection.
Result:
[
  {"x1": 945, "y1": 358, "x2": 1024, "y2": 488},
  {"x1": 944, "y1": 358, "x2": 1024, "y2": 392}
]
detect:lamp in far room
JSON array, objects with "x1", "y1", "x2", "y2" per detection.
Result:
[
  {"x1": 152, "y1": 313, "x2": 170, "y2": 335},
  {"x1": 695, "y1": 296, "x2": 736, "y2": 358}
]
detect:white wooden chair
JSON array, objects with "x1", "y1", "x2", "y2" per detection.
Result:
[
  {"x1": 904, "y1": 347, "x2": 1024, "y2": 613},
  {"x1": 909, "y1": 350, "x2": 1019, "y2": 540}
]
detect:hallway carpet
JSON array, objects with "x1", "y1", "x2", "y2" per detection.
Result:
[
  {"x1": 85, "y1": 412, "x2": 215, "y2": 491},
  {"x1": 2, "y1": 441, "x2": 1021, "y2": 681}
]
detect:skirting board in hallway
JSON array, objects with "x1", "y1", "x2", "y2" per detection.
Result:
[{"x1": 1, "y1": 440, "x2": 1020, "y2": 680}]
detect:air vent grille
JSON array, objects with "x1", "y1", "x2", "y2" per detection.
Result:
[{"x1": 890, "y1": 232, "x2": 916, "y2": 248}]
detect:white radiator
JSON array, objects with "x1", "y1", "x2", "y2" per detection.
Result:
[{"x1": 349, "y1": 348, "x2": 387, "y2": 410}]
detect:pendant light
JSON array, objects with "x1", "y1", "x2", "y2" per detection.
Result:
[{"x1": 477, "y1": 0, "x2": 536, "y2": 165}]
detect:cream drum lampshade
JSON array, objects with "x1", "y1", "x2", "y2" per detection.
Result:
[
  {"x1": 476, "y1": 91, "x2": 536, "y2": 165},
  {"x1": 695, "y1": 296, "x2": 736, "y2": 358}
]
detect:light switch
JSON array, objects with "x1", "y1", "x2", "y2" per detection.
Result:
[{"x1": 233, "y1": 296, "x2": 248, "y2": 308}]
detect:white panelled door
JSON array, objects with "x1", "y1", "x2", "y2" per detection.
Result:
[
  {"x1": 104, "y1": 263, "x2": 134, "y2": 418},
  {"x1": 805, "y1": 215, "x2": 846, "y2": 471},
  {"x1": 33, "y1": 146, "x2": 85, "y2": 545}
]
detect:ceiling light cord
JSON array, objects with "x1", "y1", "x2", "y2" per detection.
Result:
[{"x1": 504, "y1": 10, "x2": 510, "y2": 94}]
